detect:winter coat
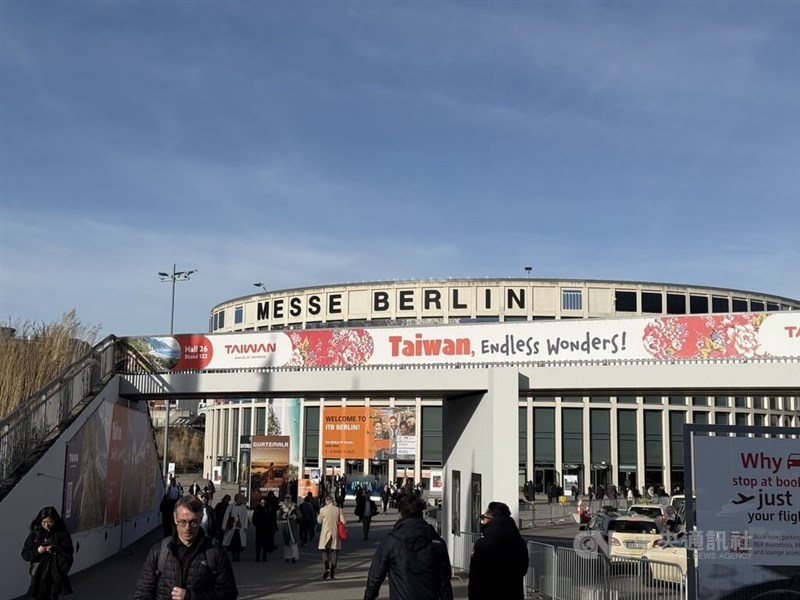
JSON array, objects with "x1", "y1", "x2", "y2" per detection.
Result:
[
  {"x1": 317, "y1": 504, "x2": 346, "y2": 551},
  {"x1": 364, "y1": 516, "x2": 453, "y2": 600},
  {"x1": 468, "y1": 515, "x2": 529, "y2": 600},
  {"x1": 277, "y1": 502, "x2": 300, "y2": 546},
  {"x1": 21, "y1": 527, "x2": 74, "y2": 599},
  {"x1": 133, "y1": 528, "x2": 237, "y2": 600},
  {"x1": 222, "y1": 503, "x2": 249, "y2": 548}
]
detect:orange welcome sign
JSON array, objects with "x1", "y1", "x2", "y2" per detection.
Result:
[{"x1": 322, "y1": 407, "x2": 369, "y2": 458}]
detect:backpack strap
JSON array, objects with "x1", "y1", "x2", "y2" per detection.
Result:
[
  {"x1": 156, "y1": 536, "x2": 217, "y2": 580},
  {"x1": 156, "y1": 537, "x2": 171, "y2": 578}
]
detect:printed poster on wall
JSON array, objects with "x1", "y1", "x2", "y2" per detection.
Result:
[
  {"x1": 694, "y1": 435, "x2": 800, "y2": 598},
  {"x1": 322, "y1": 407, "x2": 417, "y2": 460},
  {"x1": 63, "y1": 403, "x2": 161, "y2": 532},
  {"x1": 121, "y1": 312, "x2": 798, "y2": 371},
  {"x1": 249, "y1": 435, "x2": 291, "y2": 508}
]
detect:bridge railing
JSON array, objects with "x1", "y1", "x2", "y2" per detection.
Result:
[{"x1": 0, "y1": 335, "x2": 120, "y2": 494}]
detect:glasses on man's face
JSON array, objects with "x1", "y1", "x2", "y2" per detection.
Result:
[{"x1": 176, "y1": 519, "x2": 200, "y2": 529}]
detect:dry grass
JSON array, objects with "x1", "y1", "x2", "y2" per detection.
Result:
[
  {"x1": 154, "y1": 426, "x2": 204, "y2": 471},
  {"x1": 0, "y1": 310, "x2": 100, "y2": 420}
]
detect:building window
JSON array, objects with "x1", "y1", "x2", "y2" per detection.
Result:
[
  {"x1": 644, "y1": 411, "x2": 663, "y2": 467},
  {"x1": 667, "y1": 293, "x2": 687, "y2": 314},
  {"x1": 519, "y1": 407, "x2": 528, "y2": 464},
  {"x1": 692, "y1": 396, "x2": 710, "y2": 406},
  {"x1": 714, "y1": 396, "x2": 728, "y2": 408},
  {"x1": 562, "y1": 289, "x2": 583, "y2": 311},
  {"x1": 715, "y1": 412, "x2": 729, "y2": 426},
  {"x1": 562, "y1": 408, "x2": 583, "y2": 464},
  {"x1": 767, "y1": 302, "x2": 779, "y2": 311},
  {"x1": 693, "y1": 412, "x2": 708, "y2": 425},
  {"x1": 618, "y1": 410, "x2": 637, "y2": 471},
  {"x1": 669, "y1": 396, "x2": 686, "y2": 406},
  {"x1": 734, "y1": 396, "x2": 747, "y2": 408},
  {"x1": 234, "y1": 306, "x2": 244, "y2": 325},
  {"x1": 669, "y1": 412, "x2": 686, "y2": 468},
  {"x1": 615, "y1": 290, "x2": 637, "y2": 312},
  {"x1": 241, "y1": 408, "x2": 252, "y2": 436},
  {"x1": 641, "y1": 291, "x2": 663, "y2": 314},
  {"x1": 644, "y1": 395, "x2": 662, "y2": 405},
  {"x1": 712, "y1": 297, "x2": 730, "y2": 313},
  {"x1": 732, "y1": 297, "x2": 748, "y2": 312},
  {"x1": 421, "y1": 406, "x2": 443, "y2": 463},
  {"x1": 735, "y1": 413, "x2": 748, "y2": 427},
  {"x1": 690, "y1": 295, "x2": 709, "y2": 314},
  {"x1": 751, "y1": 300, "x2": 765, "y2": 312},
  {"x1": 304, "y1": 407, "x2": 320, "y2": 462},
  {"x1": 617, "y1": 395, "x2": 637, "y2": 404},
  {"x1": 590, "y1": 409, "x2": 611, "y2": 464},
  {"x1": 255, "y1": 407, "x2": 266, "y2": 436},
  {"x1": 533, "y1": 408, "x2": 555, "y2": 464}
]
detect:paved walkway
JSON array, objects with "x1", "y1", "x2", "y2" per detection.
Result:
[{"x1": 62, "y1": 502, "x2": 469, "y2": 599}]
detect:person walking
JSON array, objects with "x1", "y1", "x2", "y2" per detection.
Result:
[
  {"x1": 21, "y1": 506, "x2": 74, "y2": 600},
  {"x1": 222, "y1": 494, "x2": 249, "y2": 562},
  {"x1": 277, "y1": 494, "x2": 300, "y2": 563},
  {"x1": 188, "y1": 480, "x2": 202, "y2": 496},
  {"x1": 159, "y1": 493, "x2": 174, "y2": 538},
  {"x1": 364, "y1": 496, "x2": 453, "y2": 600},
  {"x1": 298, "y1": 496, "x2": 317, "y2": 546},
  {"x1": 252, "y1": 496, "x2": 275, "y2": 562},
  {"x1": 198, "y1": 492, "x2": 217, "y2": 538},
  {"x1": 381, "y1": 484, "x2": 391, "y2": 514},
  {"x1": 317, "y1": 495, "x2": 346, "y2": 580},
  {"x1": 134, "y1": 496, "x2": 237, "y2": 600},
  {"x1": 468, "y1": 501, "x2": 529, "y2": 600},
  {"x1": 355, "y1": 488, "x2": 377, "y2": 541},
  {"x1": 214, "y1": 494, "x2": 231, "y2": 543}
]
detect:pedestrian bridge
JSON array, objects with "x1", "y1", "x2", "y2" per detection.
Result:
[{"x1": 1, "y1": 334, "x2": 798, "y2": 598}]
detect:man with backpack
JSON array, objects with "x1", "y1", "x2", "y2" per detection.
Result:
[{"x1": 134, "y1": 496, "x2": 238, "y2": 600}]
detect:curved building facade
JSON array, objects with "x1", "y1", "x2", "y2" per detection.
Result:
[
  {"x1": 198, "y1": 279, "x2": 799, "y2": 499},
  {"x1": 209, "y1": 278, "x2": 799, "y2": 333}
]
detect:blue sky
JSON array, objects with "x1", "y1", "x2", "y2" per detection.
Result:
[{"x1": 1, "y1": 1, "x2": 798, "y2": 337}]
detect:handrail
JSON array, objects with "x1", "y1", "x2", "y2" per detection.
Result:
[{"x1": 0, "y1": 336, "x2": 120, "y2": 489}]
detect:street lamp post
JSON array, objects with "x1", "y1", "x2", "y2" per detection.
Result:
[
  {"x1": 524, "y1": 266, "x2": 532, "y2": 278},
  {"x1": 253, "y1": 282, "x2": 267, "y2": 293},
  {"x1": 157, "y1": 264, "x2": 197, "y2": 482}
]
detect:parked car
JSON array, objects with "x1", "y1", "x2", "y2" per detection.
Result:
[
  {"x1": 670, "y1": 494, "x2": 696, "y2": 528},
  {"x1": 641, "y1": 531, "x2": 696, "y2": 585},
  {"x1": 579, "y1": 512, "x2": 662, "y2": 560},
  {"x1": 627, "y1": 503, "x2": 680, "y2": 531}
]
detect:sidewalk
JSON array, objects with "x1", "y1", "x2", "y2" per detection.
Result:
[{"x1": 61, "y1": 481, "x2": 469, "y2": 599}]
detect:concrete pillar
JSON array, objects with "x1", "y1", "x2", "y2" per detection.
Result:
[{"x1": 441, "y1": 367, "x2": 519, "y2": 551}]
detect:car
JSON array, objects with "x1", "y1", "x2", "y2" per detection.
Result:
[
  {"x1": 627, "y1": 503, "x2": 680, "y2": 531},
  {"x1": 670, "y1": 494, "x2": 696, "y2": 528},
  {"x1": 579, "y1": 512, "x2": 663, "y2": 560},
  {"x1": 641, "y1": 531, "x2": 697, "y2": 585}
]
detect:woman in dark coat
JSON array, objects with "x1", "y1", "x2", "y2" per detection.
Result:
[
  {"x1": 252, "y1": 496, "x2": 276, "y2": 561},
  {"x1": 468, "y1": 502, "x2": 529, "y2": 600},
  {"x1": 213, "y1": 494, "x2": 231, "y2": 542},
  {"x1": 21, "y1": 506, "x2": 74, "y2": 599}
]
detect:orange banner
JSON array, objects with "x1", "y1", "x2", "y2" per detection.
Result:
[{"x1": 322, "y1": 407, "x2": 417, "y2": 459}]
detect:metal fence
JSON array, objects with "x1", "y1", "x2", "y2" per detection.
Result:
[
  {"x1": 450, "y1": 531, "x2": 481, "y2": 575},
  {"x1": 519, "y1": 498, "x2": 670, "y2": 528},
  {"x1": 525, "y1": 543, "x2": 686, "y2": 600},
  {"x1": 0, "y1": 336, "x2": 120, "y2": 496}
]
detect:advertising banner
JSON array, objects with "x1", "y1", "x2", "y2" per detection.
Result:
[
  {"x1": 430, "y1": 469, "x2": 444, "y2": 495},
  {"x1": 212, "y1": 465, "x2": 222, "y2": 485},
  {"x1": 694, "y1": 435, "x2": 800, "y2": 598},
  {"x1": 63, "y1": 403, "x2": 161, "y2": 532},
  {"x1": 122, "y1": 312, "x2": 798, "y2": 371},
  {"x1": 249, "y1": 435, "x2": 291, "y2": 508},
  {"x1": 322, "y1": 407, "x2": 417, "y2": 460}
]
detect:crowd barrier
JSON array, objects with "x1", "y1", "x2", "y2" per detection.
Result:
[
  {"x1": 452, "y1": 532, "x2": 686, "y2": 599},
  {"x1": 519, "y1": 497, "x2": 670, "y2": 528}
]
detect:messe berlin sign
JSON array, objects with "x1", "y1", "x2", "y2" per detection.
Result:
[{"x1": 122, "y1": 312, "x2": 798, "y2": 371}]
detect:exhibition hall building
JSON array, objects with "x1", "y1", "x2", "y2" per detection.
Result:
[{"x1": 188, "y1": 278, "x2": 800, "y2": 499}]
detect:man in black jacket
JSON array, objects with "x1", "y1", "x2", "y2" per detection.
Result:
[
  {"x1": 364, "y1": 496, "x2": 453, "y2": 600},
  {"x1": 468, "y1": 501, "x2": 529, "y2": 600},
  {"x1": 134, "y1": 496, "x2": 238, "y2": 600}
]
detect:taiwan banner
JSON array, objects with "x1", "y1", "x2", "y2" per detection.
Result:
[{"x1": 121, "y1": 312, "x2": 799, "y2": 371}]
